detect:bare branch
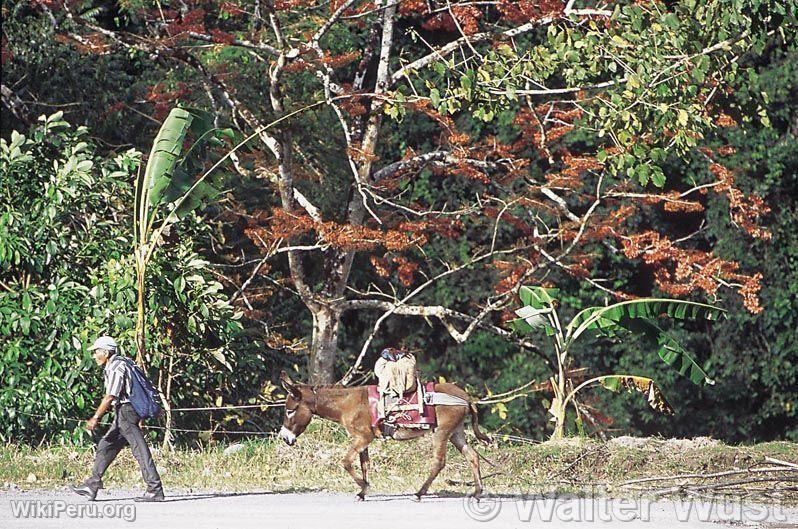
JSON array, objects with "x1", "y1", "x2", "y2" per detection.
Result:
[
  {"x1": 1, "y1": 84, "x2": 32, "y2": 126},
  {"x1": 391, "y1": 18, "x2": 560, "y2": 85}
]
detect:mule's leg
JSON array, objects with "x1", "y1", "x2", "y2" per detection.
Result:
[
  {"x1": 450, "y1": 425, "x2": 483, "y2": 499},
  {"x1": 359, "y1": 447, "x2": 370, "y2": 488},
  {"x1": 343, "y1": 437, "x2": 371, "y2": 500},
  {"x1": 415, "y1": 429, "x2": 450, "y2": 500}
]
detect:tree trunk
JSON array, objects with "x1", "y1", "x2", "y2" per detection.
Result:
[
  {"x1": 309, "y1": 307, "x2": 341, "y2": 384},
  {"x1": 135, "y1": 268, "x2": 146, "y2": 367},
  {"x1": 550, "y1": 399, "x2": 566, "y2": 440},
  {"x1": 159, "y1": 346, "x2": 175, "y2": 451},
  {"x1": 549, "y1": 375, "x2": 567, "y2": 440}
]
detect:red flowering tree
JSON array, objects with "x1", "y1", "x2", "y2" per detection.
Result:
[{"x1": 24, "y1": 0, "x2": 792, "y2": 384}]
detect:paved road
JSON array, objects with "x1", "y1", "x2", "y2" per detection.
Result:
[{"x1": 2, "y1": 489, "x2": 796, "y2": 528}]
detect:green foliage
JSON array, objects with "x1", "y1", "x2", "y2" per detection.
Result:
[
  {"x1": 425, "y1": 0, "x2": 798, "y2": 187},
  {"x1": 2, "y1": 0, "x2": 796, "y2": 445},
  {"x1": 510, "y1": 287, "x2": 722, "y2": 436},
  {"x1": 0, "y1": 115, "x2": 247, "y2": 442}
]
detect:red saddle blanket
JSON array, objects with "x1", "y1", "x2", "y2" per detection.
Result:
[{"x1": 367, "y1": 382, "x2": 437, "y2": 428}]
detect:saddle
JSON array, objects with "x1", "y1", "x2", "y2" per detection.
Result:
[{"x1": 367, "y1": 381, "x2": 437, "y2": 430}]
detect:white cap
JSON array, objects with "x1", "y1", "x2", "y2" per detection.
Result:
[{"x1": 88, "y1": 335, "x2": 118, "y2": 352}]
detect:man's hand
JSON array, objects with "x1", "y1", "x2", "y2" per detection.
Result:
[{"x1": 88, "y1": 395, "x2": 116, "y2": 431}]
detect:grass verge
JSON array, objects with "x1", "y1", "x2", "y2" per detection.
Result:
[{"x1": 2, "y1": 422, "x2": 796, "y2": 503}]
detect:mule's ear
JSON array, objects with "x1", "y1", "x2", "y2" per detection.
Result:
[{"x1": 280, "y1": 371, "x2": 301, "y2": 399}]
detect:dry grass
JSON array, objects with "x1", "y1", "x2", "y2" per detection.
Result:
[{"x1": 2, "y1": 421, "x2": 796, "y2": 503}]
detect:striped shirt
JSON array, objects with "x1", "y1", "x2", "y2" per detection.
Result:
[{"x1": 104, "y1": 354, "x2": 133, "y2": 404}]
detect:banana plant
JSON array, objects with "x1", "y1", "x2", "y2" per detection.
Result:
[
  {"x1": 133, "y1": 106, "x2": 232, "y2": 366},
  {"x1": 511, "y1": 286, "x2": 725, "y2": 439}
]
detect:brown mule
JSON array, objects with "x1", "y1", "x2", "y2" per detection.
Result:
[{"x1": 277, "y1": 371, "x2": 490, "y2": 501}]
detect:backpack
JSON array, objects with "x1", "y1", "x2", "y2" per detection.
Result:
[{"x1": 112, "y1": 356, "x2": 163, "y2": 420}]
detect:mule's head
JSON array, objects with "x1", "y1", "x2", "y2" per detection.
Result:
[{"x1": 278, "y1": 371, "x2": 313, "y2": 446}]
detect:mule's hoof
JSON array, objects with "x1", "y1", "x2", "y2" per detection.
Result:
[
  {"x1": 413, "y1": 493, "x2": 423, "y2": 502},
  {"x1": 356, "y1": 494, "x2": 365, "y2": 502}
]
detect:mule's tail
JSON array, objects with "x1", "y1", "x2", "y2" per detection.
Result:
[{"x1": 470, "y1": 402, "x2": 491, "y2": 444}]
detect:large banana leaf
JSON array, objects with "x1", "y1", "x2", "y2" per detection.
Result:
[
  {"x1": 136, "y1": 106, "x2": 230, "y2": 237},
  {"x1": 566, "y1": 299, "x2": 723, "y2": 386},
  {"x1": 136, "y1": 107, "x2": 193, "y2": 234},
  {"x1": 567, "y1": 299, "x2": 724, "y2": 338},
  {"x1": 599, "y1": 375, "x2": 674, "y2": 415},
  {"x1": 657, "y1": 330, "x2": 716, "y2": 385}
]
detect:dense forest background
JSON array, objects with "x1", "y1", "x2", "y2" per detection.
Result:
[{"x1": 1, "y1": 0, "x2": 796, "y2": 445}]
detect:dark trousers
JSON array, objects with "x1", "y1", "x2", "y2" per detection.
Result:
[{"x1": 86, "y1": 403, "x2": 163, "y2": 493}]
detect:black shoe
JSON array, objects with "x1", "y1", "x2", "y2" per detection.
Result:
[
  {"x1": 70, "y1": 484, "x2": 98, "y2": 501},
  {"x1": 134, "y1": 490, "x2": 165, "y2": 502}
]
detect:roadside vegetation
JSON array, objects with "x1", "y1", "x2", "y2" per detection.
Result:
[
  {"x1": 2, "y1": 0, "x2": 796, "y2": 448},
  {"x1": 2, "y1": 423, "x2": 795, "y2": 504}
]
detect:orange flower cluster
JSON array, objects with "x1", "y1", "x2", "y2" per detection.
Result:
[
  {"x1": 321, "y1": 50, "x2": 361, "y2": 69},
  {"x1": 398, "y1": 0, "x2": 428, "y2": 16},
  {"x1": 260, "y1": 208, "x2": 426, "y2": 252},
  {"x1": 511, "y1": 106, "x2": 582, "y2": 156},
  {"x1": 275, "y1": 0, "x2": 306, "y2": 9},
  {"x1": 709, "y1": 163, "x2": 772, "y2": 239},
  {"x1": 495, "y1": 264, "x2": 527, "y2": 294},
  {"x1": 282, "y1": 59, "x2": 313, "y2": 74},
  {"x1": 396, "y1": 218, "x2": 465, "y2": 240},
  {"x1": 580, "y1": 205, "x2": 636, "y2": 242},
  {"x1": 545, "y1": 153, "x2": 603, "y2": 190},
  {"x1": 422, "y1": 14, "x2": 459, "y2": 33},
  {"x1": 715, "y1": 113, "x2": 738, "y2": 127},
  {"x1": 516, "y1": 197, "x2": 560, "y2": 216},
  {"x1": 496, "y1": 0, "x2": 565, "y2": 23},
  {"x1": 622, "y1": 230, "x2": 763, "y2": 313},
  {"x1": 393, "y1": 256, "x2": 420, "y2": 286},
  {"x1": 643, "y1": 191, "x2": 704, "y2": 213},
  {"x1": 0, "y1": 36, "x2": 11, "y2": 65},
  {"x1": 370, "y1": 255, "x2": 391, "y2": 278},
  {"x1": 325, "y1": 223, "x2": 420, "y2": 252},
  {"x1": 100, "y1": 101, "x2": 126, "y2": 120},
  {"x1": 347, "y1": 144, "x2": 380, "y2": 164},
  {"x1": 406, "y1": 100, "x2": 464, "y2": 146},
  {"x1": 209, "y1": 29, "x2": 236, "y2": 45},
  {"x1": 450, "y1": 6, "x2": 483, "y2": 35},
  {"x1": 339, "y1": 88, "x2": 368, "y2": 117},
  {"x1": 449, "y1": 162, "x2": 491, "y2": 184},
  {"x1": 369, "y1": 254, "x2": 420, "y2": 286}
]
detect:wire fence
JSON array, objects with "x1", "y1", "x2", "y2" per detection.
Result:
[
  {"x1": 14, "y1": 410, "x2": 279, "y2": 438},
  {"x1": 13, "y1": 407, "x2": 543, "y2": 445}
]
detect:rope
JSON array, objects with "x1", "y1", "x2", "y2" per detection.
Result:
[{"x1": 169, "y1": 403, "x2": 284, "y2": 412}]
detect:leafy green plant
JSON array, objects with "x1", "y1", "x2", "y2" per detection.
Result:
[
  {"x1": 512, "y1": 286, "x2": 724, "y2": 439},
  {"x1": 133, "y1": 106, "x2": 230, "y2": 365},
  {"x1": 0, "y1": 114, "x2": 249, "y2": 443}
]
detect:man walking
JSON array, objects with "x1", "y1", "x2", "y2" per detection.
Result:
[{"x1": 71, "y1": 336, "x2": 164, "y2": 502}]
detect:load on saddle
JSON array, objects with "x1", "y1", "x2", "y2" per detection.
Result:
[{"x1": 374, "y1": 348, "x2": 419, "y2": 429}]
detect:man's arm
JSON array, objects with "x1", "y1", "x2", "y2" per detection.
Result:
[{"x1": 86, "y1": 395, "x2": 116, "y2": 431}]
